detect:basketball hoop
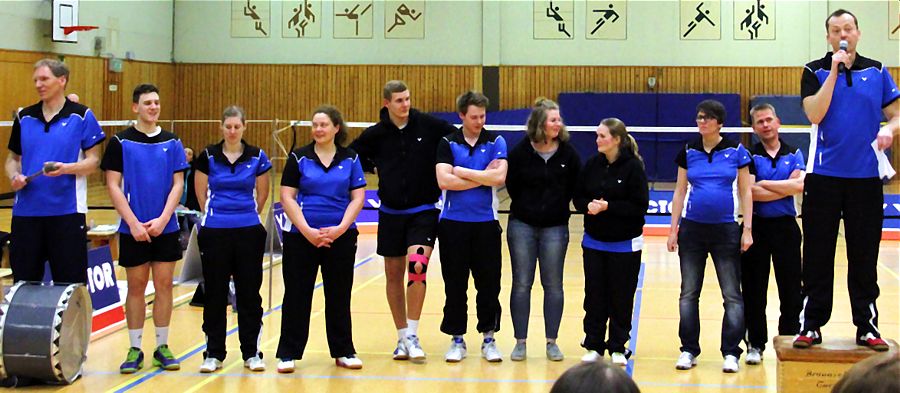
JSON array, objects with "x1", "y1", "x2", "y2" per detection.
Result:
[{"x1": 62, "y1": 25, "x2": 98, "y2": 35}]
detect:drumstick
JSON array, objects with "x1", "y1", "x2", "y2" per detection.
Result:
[
  {"x1": 11, "y1": 110, "x2": 61, "y2": 185},
  {"x1": 24, "y1": 169, "x2": 44, "y2": 183},
  {"x1": 24, "y1": 163, "x2": 60, "y2": 183}
]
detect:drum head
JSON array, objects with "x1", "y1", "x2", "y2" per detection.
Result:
[{"x1": 56, "y1": 285, "x2": 91, "y2": 383}]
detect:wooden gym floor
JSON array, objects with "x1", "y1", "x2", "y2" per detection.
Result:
[{"x1": 0, "y1": 182, "x2": 897, "y2": 392}]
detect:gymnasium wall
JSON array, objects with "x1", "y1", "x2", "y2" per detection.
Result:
[
  {"x1": 173, "y1": 1, "x2": 483, "y2": 65},
  {"x1": 173, "y1": 1, "x2": 899, "y2": 67},
  {"x1": 500, "y1": 0, "x2": 899, "y2": 66},
  {"x1": 0, "y1": 0, "x2": 173, "y2": 63}
]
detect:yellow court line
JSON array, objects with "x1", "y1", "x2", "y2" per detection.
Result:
[
  {"x1": 182, "y1": 267, "x2": 386, "y2": 393},
  {"x1": 106, "y1": 252, "x2": 379, "y2": 393}
]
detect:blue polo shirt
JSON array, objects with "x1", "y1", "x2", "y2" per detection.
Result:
[
  {"x1": 801, "y1": 53, "x2": 900, "y2": 178},
  {"x1": 675, "y1": 137, "x2": 752, "y2": 224},
  {"x1": 281, "y1": 143, "x2": 366, "y2": 231},
  {"x1": 100, "y1": 127, "x2": 190, "y2": 235},
  {"x1": 436, "y1": 129, "x2": 507, "y2": 223},
  {"x1": 8, "y1": 99, "x2": 104, "y2": 216},
  {"x1": 194, "y1": 141, "x2": 272, "y2": 229},
  {"x1": 750, "y1": 140, "x2": 805, "y2": 218}
]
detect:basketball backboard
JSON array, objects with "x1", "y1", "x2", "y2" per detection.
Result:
[{"x1": 52, "y1": 0, "x2": 79, "y2": 43}]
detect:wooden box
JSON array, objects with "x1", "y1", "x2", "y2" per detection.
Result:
[
  {"x1": 775, "y1": 335, "x2": 898, "y2": 393},
  {"x1": 87, "y1": 227, "x2": 119, "y2": 261}
]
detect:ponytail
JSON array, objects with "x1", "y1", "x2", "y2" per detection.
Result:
[
  {"x1": 600, "y1": 117, "x2": 643, "y2": 166},
  {"x1": 623, "y1": 133, "x2": 643, "y2": 164}
]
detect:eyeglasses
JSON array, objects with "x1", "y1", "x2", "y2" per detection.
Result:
[{"x1": 696, "y1": 114, "x2": 717, "y2": 122}]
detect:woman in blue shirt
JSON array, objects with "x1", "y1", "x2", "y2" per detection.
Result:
[
  {"x1": 667, "y1": 100, "x2": 753, "y2": 374},
  {"x1": 194, "y1": 106, "x2": 272, "y2": 373},
  {"x1": 276, "y1": 106, "x2": 366, "y2": 373}
]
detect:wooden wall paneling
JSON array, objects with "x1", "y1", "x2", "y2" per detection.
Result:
[{"x1": 170, "y1": 64, "x2": 481, "y2": 156}]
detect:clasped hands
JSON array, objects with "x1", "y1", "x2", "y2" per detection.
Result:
[
  {"x1": 301, "y1": 225, "x2": 348, "y2": 248},
  {"x1": 586, "y1": 198, "x2": 609, "y2": 215}
]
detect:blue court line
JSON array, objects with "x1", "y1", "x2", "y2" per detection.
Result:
[
  {"x1": 87, "y1": 369, "x2": 772, "y2": 389},
  {"x1": 625, "y1": 262, "x2": 646, "y2": 376},
  {"x1": 111, "y1": 254, "x2": 377, "y2": 393}
]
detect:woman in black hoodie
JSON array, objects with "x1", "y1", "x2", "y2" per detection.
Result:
[
  {"x1": 506, "y1": 98, "x2": 581, "y2": 361},
  {"x1": 573, "y1": 118, "x2": 649, "y2": 366}
]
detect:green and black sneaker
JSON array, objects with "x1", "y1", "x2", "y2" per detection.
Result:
[
  {"x1": 152, "y1": 345, "x2": 181, "y2": 370},
  {"x1": 119, "y1": 347, "x2": 144, "y2": 374}
]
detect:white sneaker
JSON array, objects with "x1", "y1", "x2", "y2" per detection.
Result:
[
  {"x1": 392, "y1": 339, "x2": 409, "y2": 360},
  {"x1": 199, "y1": 357, "x2": 222, "y2": 373},
  {"x1": 444, "y1": 337, "x2": 467, "y2": 363},
  {"x1": 277, "y1": 359, "x2": 295, "y2": 373},
  {"x1": 611, "y1": 352, "x2": 627, "y2": 366},
  {"x1": 675, "y1": 352, "x2": 697, "y2": 370},
  {"x1": 335, "y1": 355, "x2": 363, "y2": 370},
  {"x1": 481, "y1": 338, "x2": 503, "y2": 362},
  {"x1": 244, "y1": 356, "x2": 265, "y2": 372},
  {"x1": 723, "y1": 355, "x2": 739, "y2": 373},
  {"x1": 745, "y1": 347, "x2": 762, "y2": 365},
  {"x1": 581, "y1": 350, "x2": 602, "y2": 363},
  {"x1": 404, "y1": 335, "x2": 426, "y2": 362}
]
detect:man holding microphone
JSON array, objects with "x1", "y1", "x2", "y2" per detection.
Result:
[{"x1": 794, "y1": 9, "x2": 899, "y2": 350}]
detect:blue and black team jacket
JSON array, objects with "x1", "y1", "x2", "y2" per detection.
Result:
[
  {"x1": 801, "y1": 52, "x2": 900, "y2": 178},
  {"x1": 8, "y1": 99, "x2": 104, "y2": 216},
  {"x1": 194, "y1": 141, "x2": 272, "y2": 229},
  {"x1": 349, "y1": 108, "x2": 456, "y2": 213},
  {"x1": 100, "y1": 127, "x2": 189, "y2": 235},
  {"x1": 281, "y1": 143, "x2": 366, "y2": 231},
  {"x1": 749, "y1": 140, "x2": 805, "y2": 218},
  {"x1": 675, "y1": 137, "x2": 752, "y2": 224},
  {"x1": 435, "y1": 129, "x2": 507, "y2": 223}
]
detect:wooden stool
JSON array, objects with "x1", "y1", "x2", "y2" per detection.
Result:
[
  {"x1": 775, "y1": 335, "x2": 898, "y2": 392},
  {"x1": 87, "y1": 227, "x2": 119, "y2": 261},
  {"x1": 0, "y1": 268, "x2": 10, "y2": 302}
]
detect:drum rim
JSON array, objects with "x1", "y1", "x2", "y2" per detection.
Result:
[{"x1": 53, "y1": 283, "x2": 91, "y2": 384}]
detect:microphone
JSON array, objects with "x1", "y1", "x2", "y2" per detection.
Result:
[{"x1": 838, "y1": 40, "x2": 852, "y2": 87}]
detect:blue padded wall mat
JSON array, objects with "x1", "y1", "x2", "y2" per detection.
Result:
[
  {"x1": 557, "y1": 93, "x2": 657, "y2": 126},
  {"x1": 428, "y1": 108, "x2": 531, "y2": 127},
  {"x1": 657, "y1": 93, "x2": 742, "y2": 127},
  {"x1": 749, "y1": 95, "x2": 809, "y2": 125},
  {"x1": 749, "y1": 95, "x2": 810, "y2": 160}
]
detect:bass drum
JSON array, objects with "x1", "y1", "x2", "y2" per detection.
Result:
[{"x1": 0, "y1": 282, "x2": 92, "y2": 384}]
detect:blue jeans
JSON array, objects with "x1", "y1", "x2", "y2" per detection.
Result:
[
  {"x1": 677, "y1": 219, "x2": 744, "y2": 357},
  {"x1": 507, "y1": 218, "x2": 568, "y2": 340}
]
